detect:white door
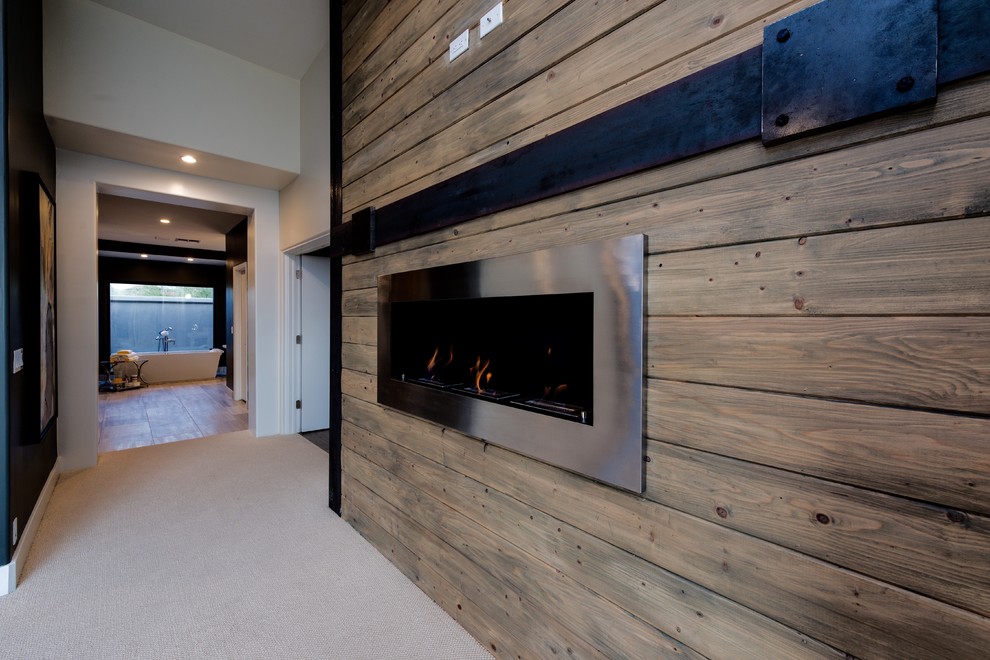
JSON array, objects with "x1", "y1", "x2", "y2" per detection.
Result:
[{"x1": 299, "y1": 254, "x2": 331, "y2": 432}]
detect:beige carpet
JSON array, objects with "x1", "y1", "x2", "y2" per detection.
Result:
[{"x1": 0, "y1": 431, "x2": 491, "y2": 659}]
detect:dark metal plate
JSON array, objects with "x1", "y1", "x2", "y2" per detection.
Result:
[
  {"x1": 939, "y1": 0, "x2": 990, "y2": 84},
  {"x1": 349, "y1": 206, "x2": 376, "y2": 255},
  {"x1": 762, "y1": 0, "x2": 937, "y2": 143}
]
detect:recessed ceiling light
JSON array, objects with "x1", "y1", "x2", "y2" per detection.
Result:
[
  {"x1": 181, "y1": 155, "x2": 197, "y2": 164},
  {"x1": 140, "y1": 254, "x2": 149, "y2": 258},
  {"x1": 187, "y1": 257, "x2": 194, "y2": 262},
  {"x1": 160, "y1": 218, "x2": 171, "y2": 224}
]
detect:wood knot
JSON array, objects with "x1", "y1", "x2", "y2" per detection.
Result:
[
  {"x1": 815, "y1": 513, "x2": 831, "y2": 525},
  {"x1": 798, "y1": 236, "x2": 807, "y2": 245},
  {"x1": 946, "y1": 510, "x2": 968, "y2": 525},
  {"x1": 715, "y1": 506, "x2": 729, "y2": 518},
  {"x1": 709, "y1": 14, "x2": 724, "y2": 28},
  {"x1": 794, "y1": 297, "x2": 805, "y2": 310}
]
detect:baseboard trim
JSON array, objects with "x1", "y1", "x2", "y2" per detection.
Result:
[{"x1": 1, "y1": 457, "x2": 61, "y2": 596}]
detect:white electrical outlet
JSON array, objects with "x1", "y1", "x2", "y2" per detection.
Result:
[
  {"x1": 449, "y1": 29, "x2": 470, "y2": 61},
  {"x1": 480, "y1": 3, "x2": 503, "y2": 38},
  {"x1": 12, "y1": 518, "x2": 18, "y2": 546}
]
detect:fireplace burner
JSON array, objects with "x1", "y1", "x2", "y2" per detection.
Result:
[{"x1": 378, "y1": 235, "x2": 644, "y2": 492}]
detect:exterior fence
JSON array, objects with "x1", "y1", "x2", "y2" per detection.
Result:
[{"x1": 109, "y1": 296, "x2": 214, "y2": 354}]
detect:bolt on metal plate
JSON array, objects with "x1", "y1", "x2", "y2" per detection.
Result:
[{"x1": 762, "y1": 0, "x2": 937, "y2": 144}]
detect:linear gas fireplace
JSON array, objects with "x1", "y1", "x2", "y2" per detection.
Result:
[{"x1": 378, "y1": 235, "x2": 644, "y2": 492}]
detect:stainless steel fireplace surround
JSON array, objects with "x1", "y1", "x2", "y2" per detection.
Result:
[{"x1": 378, "y1": 235, "x2": 644, "y2": 492}]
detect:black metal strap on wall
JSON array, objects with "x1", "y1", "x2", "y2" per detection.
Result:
[{"x1": 328, "y1": 0, "x2": 990, "y2": 258}]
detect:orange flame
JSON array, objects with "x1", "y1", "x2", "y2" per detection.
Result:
[
  {"x1": 471, "y1": 356, "x2": 491, "y2": 393},
  {"x1": 445, "y1": 345, "x2": 455, "y2": 367},
  {"x1": 426, "y1": 347, "x2": 440, "y2": 376}
]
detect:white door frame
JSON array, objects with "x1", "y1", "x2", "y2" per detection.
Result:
[
  {"x1": 280, "y1": 232, "x2": 332, "y2": 435},
  {"x1": 232, "y1": 262, "x2": 248, "y2": 402},
  {"x1": 282, "y1": 253, "x2": 302, "y2": 432}
]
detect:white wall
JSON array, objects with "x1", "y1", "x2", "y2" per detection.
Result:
[
  {"x1": 44, "y1": 0, "x2": 300, "y2": 175},
  {"x1": 279, "y1": 41, "x2": 331, "y2": 251},
  {"x1": 56, "y1": 150, "x2": 282, "y2": 471}
]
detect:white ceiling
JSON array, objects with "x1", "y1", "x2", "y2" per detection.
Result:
[
  {"x1": 89, "y1": 0, "x2": 330, "y2": 79},
  {"x1": 85, "y1": 0, "x2": 329, "y2": 256}
]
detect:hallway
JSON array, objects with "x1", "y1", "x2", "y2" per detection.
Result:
[
  {"x1": 98, "y1": 379, "x2": 247, "y2": 453},
  {"x1": 0, "y1": 432, "x2": 489, "y2": 659}
]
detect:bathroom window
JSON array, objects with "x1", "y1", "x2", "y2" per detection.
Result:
[{"x1": 109, "y1": 283, "x2": 214, "y2": 354}]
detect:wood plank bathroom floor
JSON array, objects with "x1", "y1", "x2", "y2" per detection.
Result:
[{"x1": 98, "y1": 379, "x2": 248, "y2": 453}]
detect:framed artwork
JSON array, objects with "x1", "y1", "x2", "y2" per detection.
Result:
[{"x1": 40, "y1": 180, "x2": 57, "y2": 437}]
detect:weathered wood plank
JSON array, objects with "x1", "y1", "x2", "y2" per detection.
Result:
[
  {"x1": 341, "y1": 394, "x2": 990, "y2": 658},
  {"x1": 341, "y1": 344, "x2": 376, "y2": 375},
  {"x1": 648, "y1": 316, "x2": 990, "y2": 414},
  {"x1": 650, "y1": 216, "x2": 990, "y2": 315},
  {"x1": 347, "y1": 420, "x2": 843, "y2": 659},
  {"x1": 341, "y1": 368, "x2": 376, "y2": 404},
  {"x1": 343, "y1": 112, "x2": 990, "y2": 289},
  {"x1": 344, "y1": 0, "x2": 664, "y2": 168},
  {"x1": 344, "y1": 0, "x2": 573, "y2": 138},
  {"x1": 343, "y1": 0, "x2": 464, "y2": 109},
  {"x1": 344, "y1": 0, "x2": 814, "y2": 207},
  {"x1": 648, "y1": 380, "x2": 990, "y2": 515},
  {"x1": 342, "y1": 0, "x2": 390, "y2": 59},
  {"x1": 343, "y1": 445, "x2": 608, "y2": 659},
  {"x1": 343, "y1": 478, "x2": 528, "y2": 659},
  {"x1": 344, "y1": 444, "x2": 705, "y2": 659},
  {"x1": 342, "y1": 397, "x2": 447, "y2": 464},
  {"x1": 341, "y1": 315, "x2": 376, "y2": 346},
  {"x1": 341, "y1": 1, "x2": 363, "y2": 35},
  {"x1": 646, "y1": 440, "x2": 990, "y2": 617},
  {"x1": 342, "y1": 0, "x2": 419, "y2": 83},
  {"x1": 342, "y1": 287, "x2": 376, "y2": 316}
]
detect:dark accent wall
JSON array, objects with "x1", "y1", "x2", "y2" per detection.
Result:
[
  {"x1": 98, "y1": 257, "x2": 226, "y2": 365},
  {"x1": 224, "y1": 219, "x2": 247, "y2": 390},
  {"x1": 3, "y1": 0, "x2": 57, "y2": 565}
]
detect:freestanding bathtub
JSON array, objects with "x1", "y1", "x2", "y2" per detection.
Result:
[{"x1": 138, "y1": 348, "x2": 224, "y2": 384}]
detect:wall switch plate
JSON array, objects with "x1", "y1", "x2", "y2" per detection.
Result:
[
  {"x1": 449, "y1": 29, "x2": 469, "y2": 61},
  {"x1": 480, "y1": 3, "x2": 503, "y2": 38},
  {"x1": 12, "y1": 518, "x2": 18, "y2": 546}
]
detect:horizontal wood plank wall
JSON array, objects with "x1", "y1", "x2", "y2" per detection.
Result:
[{"x1": 340, "y1": 1, "x2": 990, "y2": 657}]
